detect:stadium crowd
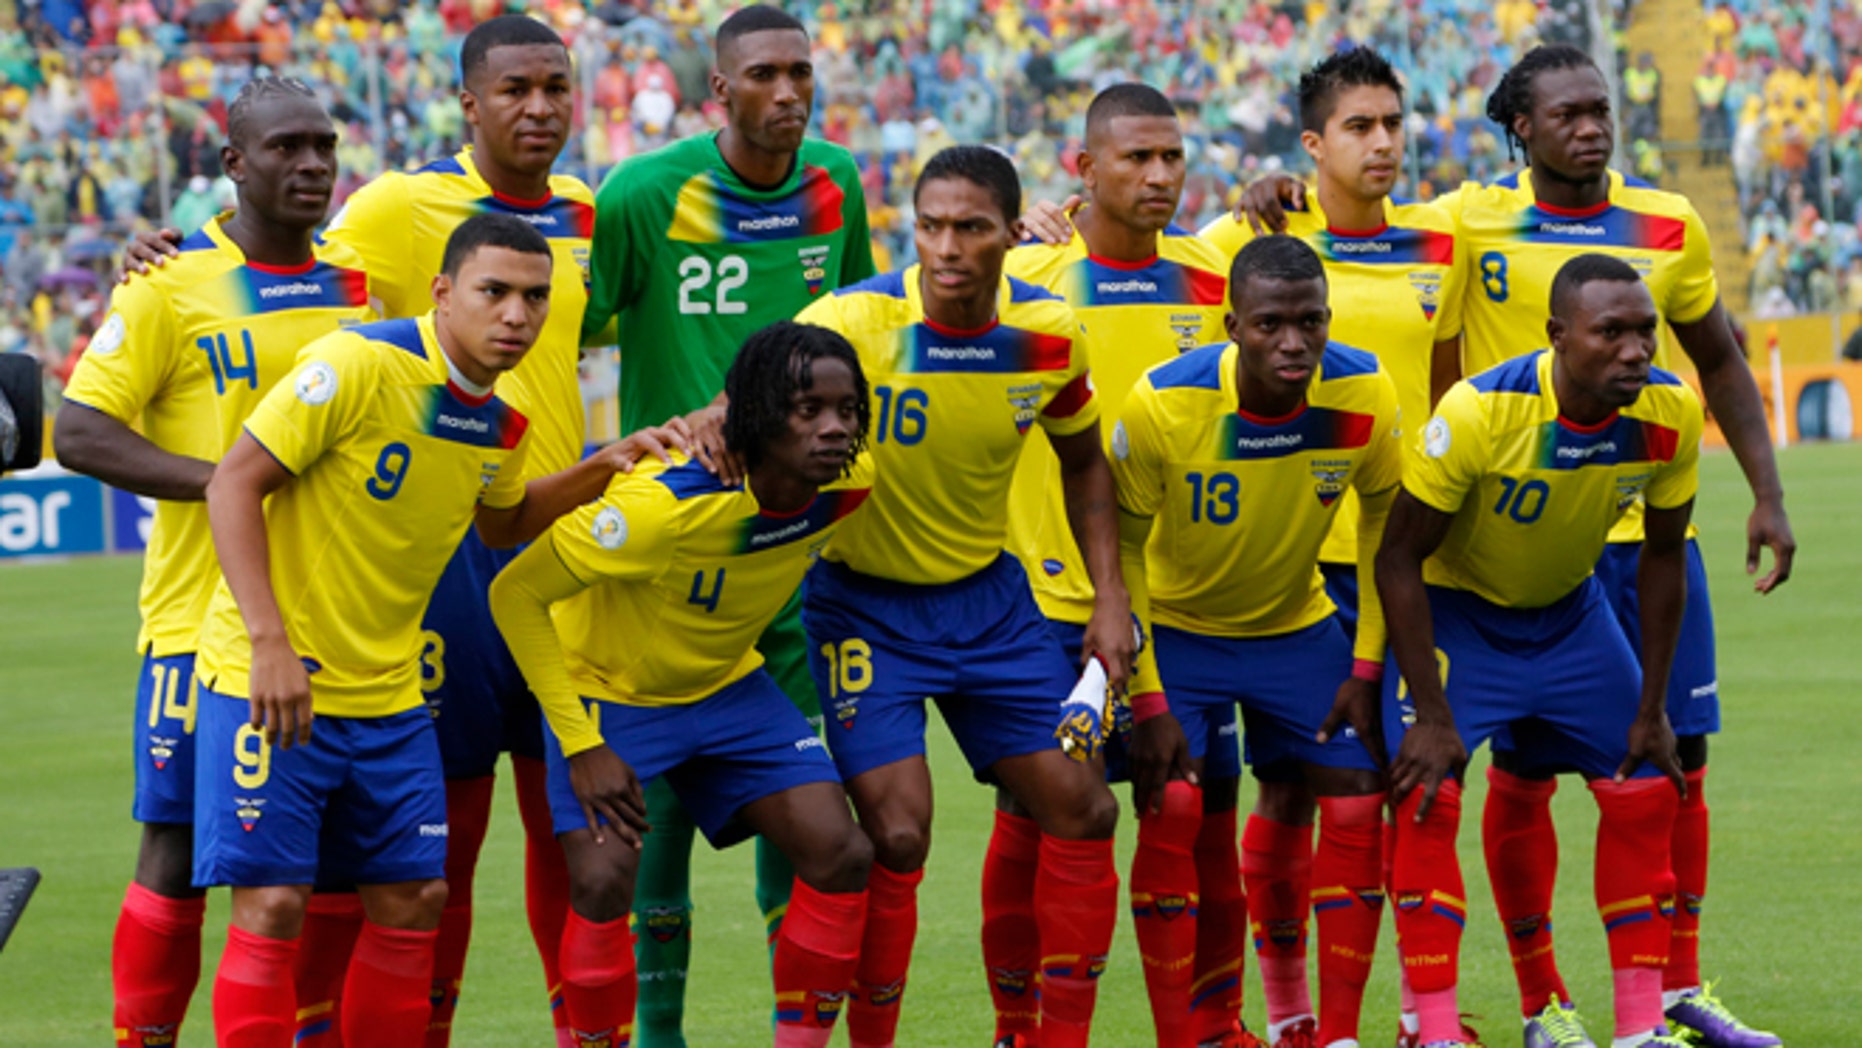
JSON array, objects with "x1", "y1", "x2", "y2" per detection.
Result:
[{"x1": 0, "y1": 0, "x2": 1608, "y2": 401}]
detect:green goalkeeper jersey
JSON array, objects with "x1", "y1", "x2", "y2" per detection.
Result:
[{"x1": 582, "y1": 132, "x2": 876, "y2": 430}]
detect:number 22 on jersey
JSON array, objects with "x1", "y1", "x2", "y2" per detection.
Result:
[{"x1": 678, "y1": 254, "x2": 749, "y2": 315}]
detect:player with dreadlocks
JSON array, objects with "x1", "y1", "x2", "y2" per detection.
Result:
[
  {"x1": 1232, "y1": 41, "x2": 1791, "y2": 1048},
  {"x1": 491, "y1": 321, "x2": 878, "y2": 1048},
  {"x1": 58, "y1": 76, "x2": 376, "y2": 1048}
]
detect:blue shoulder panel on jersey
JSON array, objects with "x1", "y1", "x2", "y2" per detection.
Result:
[
  {"x1": 413, "y1": 156, "x2": 467, "y2": 177},
  {"x1": 1622, "y1": 174, "x2": 1657, "y2": 190},
  {"x1": 1468, "y1": 350, "x2": 1544, "y2": 394},
  {"x1": 1162, "y1": 222, "x2": 1195, "y2": 238},
  {"x1": 1007, "y1": 276, "x2": 1063, "y2": 304},
  {"x1": 1493, "y1": 171, "x2": 1523, "y2": 189},
  {"x1": 655, "y1": 459, "x2": 737, "y2": 500},
  {"x1": 1319, "y1": 342, "x2": 1379, "y2": 380},
  {"x1": 1645, "y1": 365, "x2": 1683, "y2": 387},
  {"x1": 176, "y1": 229, "x2": 217, "y2": 254},
  {"x1": 834, "y1": 269, "x2": 908, "y2": 299},
  {"x1": 351, "y1": 318, "x2": 426, "y2": 358},
  {"x1": 1149, "y1": 343, "x2": 1226, "y2": 390}
]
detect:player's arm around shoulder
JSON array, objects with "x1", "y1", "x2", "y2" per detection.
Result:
[{"x1": 475, "y1": 421, "x2": 693, "y2": 549}]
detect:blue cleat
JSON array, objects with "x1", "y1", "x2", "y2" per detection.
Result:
[{"x1": 1664, "y1": 985, "x2": 1783, "y2": 1048}]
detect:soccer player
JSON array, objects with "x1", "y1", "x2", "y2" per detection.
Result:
[
  {"x1": 1240, "y1": 45, "x2": 1793, "y2": 1047},
  {"x1": 1377, "y1": 254, "x2": 1701, "y2": 1048},
  {"x1": 1110, "y1": 235, "x2": 1400, "y2": 1048},
  {"x1": 997, "y1": 83, "x2": 1236, "y2": 1048},
  {"x1": 576, "y1": 7, "x2": 875, "y2": 1042},
  {"x1": 789, "y1": 144, "x2": 1132, "y2": 1048},
  {"x1": 125, "y1": 21, "x2": 598, "y2": 1044},
  {"x1": 56, "y1": 78, "x2": 373, "y2": 1048},
  {"x1": 490, "y1": 321, "x2": 879, "y2": 1048},
  {"x1": 1197, "y1": 50, "x2": 1467, "y2": 1048},
  {"x1": 192, "y1": 214, "x2": 677, "y2": 1048}
]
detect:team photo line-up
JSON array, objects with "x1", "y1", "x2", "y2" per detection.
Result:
[{"x1": 60, "y1": 6, "x2": 1798, "y2": 1048}]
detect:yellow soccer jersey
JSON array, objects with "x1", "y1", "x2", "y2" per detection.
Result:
[
  {"x1": 795, "y1": 268, "x2": 1098, "y2": 585},
  {"x1": 1441, "y1": 169, "x2": 1717, "y2": 376},
  {"x1": 1202, "y1": 196, "x2": 1464, "y2": 564},
  {"x1": 1003, "y1": 224, "x2": 1229, "y2": 624},
  {"x1": 195, "y1": 316, "x2": 531, "y2": 717},
  {"x1": 1113, "y1": 341, "x2": 1401, "y2": 657},
  {"x1": 326, "y1": 148, "x2": 592, "y2": 477},
  {"x1": 544, "y1": 454, "x2": 873, "y2": 712},
  {"x1": 62, "y1": 215, "x2": 373, "y2": 656},
  {"x1": 1405, "y1": 350, "x2": 1702, "y2": 609}
]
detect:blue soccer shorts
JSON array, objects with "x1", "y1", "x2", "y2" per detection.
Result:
[
  {"x1": 423, "y1": 529, "x2": 546, "y2": 779},
  {"x1": 193, "y1": 687, "x2": 448, "y2": 888},
  {"x1": 1382, "y1": 578, "x2": 1659, "y2": 781},
  {"x1": 803, "y1": 554, "x2": 1079, "y2": 783},
  {"x1": 1590, "y1": 536, "x2": 1720, "y2": 736},
  {"x1": 543, "y1": 669, "x2": 838, "y2": 848},
  {"x1": 1157, "y1": 617, "x2": 1378, "y2": 777},
  {"x1": 133, "y1": 651, "x2": 199, "y2": 825}
]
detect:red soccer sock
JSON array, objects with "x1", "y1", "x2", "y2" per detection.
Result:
[
  {"x1": 980, "y1": 809, "x2": 1042, "y2": 1040},
  {"x1": 1665, "y1": 767, "x2": 1709, "y2": 993},
  {"x1": 295, "y1": 892, "x2": 365, "y2": 1047},
  {"x1": 1036, "y1": 834, "x2": 1119, "y2": 1048},
  {"x1": 214, "y1": 925, "x2": 300, "y2": 1048},
  {"x1": 773, "y1": 879, "x2": 868, "y2": 1046},
  {"x1": 514, "y1": 755, "x2": 574, "y2": 1040},
  {"x1": 1242, "y1": 813, "x2": 1314, "y2": 1028},
  {"x1": 342, "y1": 922, "x2": 439, "y2": 1048},
  {"x1": 1313, "y1": 795, "x2": 1384, "y2": 1046},
  {"x1": 428, "y1": 776, "x2": 494, "y2": 1048},
  {"x1": 1590, "y1": 778, "x2": 1678, "y2": 975},
  {"x1": 1190, "y1": 806, "x2": 1245, "y2": 1044},
  {"x1": 560, "y1": 910, "x2": 636, "y2": 1048},
  {"x1": 1131, "y1": 781, "x2": 1204, "y2": 1048},
  {"x1": 1482, "y1": 766, "x2": 1568, "y2": 1015},
  {"x1": 113, "y1": 882, "x2": 206, "y2": 1048},
  {"x1": 1391, "y1": 781, "x2": 1466, "y2": 1044},
  {"x1": 847, "y1": 862, "x2": 922, "y2": 1048},
  {"x1": 1384, "y1": 817, "x2": 1419, "y2": 1025}
]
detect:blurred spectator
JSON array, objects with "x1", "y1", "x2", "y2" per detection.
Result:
[{"x1": 1625, "y1": 52, "x2": 1661, "y2": 142}]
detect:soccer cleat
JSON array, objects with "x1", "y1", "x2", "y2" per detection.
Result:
[
  {"x1": 1273, "y1": 1016, "x2": 1319, "y2": 1048},
  {"x1": 1664, "y1": 985, "x2": 1784, "y2": 1048},
  {"x1": 1639, "y1": 1029, "x2": 1695, "y2": 1048},
  {"x1": 1522, "y1": 996, "x2": 1597, "y2": 1048},
  {"x1": 1198, "y1": 1021, "x2": 1269, "y2": 1048},
  {"x1": 1397, "y1": 1019, "x2": 1484, "y2": 1048}
]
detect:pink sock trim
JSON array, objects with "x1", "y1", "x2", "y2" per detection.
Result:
[{"x1": 1612, "y1": 966, "x2": 1665, "y2": 1038}]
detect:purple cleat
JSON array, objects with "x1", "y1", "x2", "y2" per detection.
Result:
[{"x1": 1665, "y1": 985, "x2": 1784, "y2": 1048}]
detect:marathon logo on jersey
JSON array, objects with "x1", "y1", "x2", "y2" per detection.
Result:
[
  {"x1": 1409, "y1": 272, "x2": 1442, "y2": 320},
  {"x1": 418, "y1": 823, "x2": 449, "y2": 838},
  {"x1": 797, "y1": 244, "x2": 831, "y2": 295},
  {"x1": 734, "y1": 487, "x2": 869, "y2": 554},
  {"x1": 238, "y1": 264, "x2": 371, "y2": 316},
  {"x1": 668, "y1": 165, "x2": 846, "y2": 243},
  {"x1": 1077, "y1": 257, "x2": 1227, "y2": 307},
  {"x1": 1539, "y1": 416, "x2": 1678, "y2": 470},
  {"x1": 424, "y1": 387, "x2": 528, "y2": 450},
  {"x1": 1224, "y1": 407, "x2": 1375, "y2": 461},
  {"x1": 480, "y1": 195, "x2": 596, "y2": 242},
  {"x1": 904, "y1": 324, "x2": 1072, "y2": 374},
  {"x1": 1517, "y1": 206, "x2": 1686, "y2": 251},
  {"x1": 148, "y1": 735, "x2": 179, "y2": 770},
  {"x1": 1310, "y1": 458, "x2": 1351, "y2": 507},
  {"x1": 1320, "y1": 226, "x2": 1454, "y2": 267},
  {"x1": 235, "y1": 797, "x2": 265, "y2": 832},
  {"x1": 641, "y1": 905, "x2": 690, "y2": 944}
]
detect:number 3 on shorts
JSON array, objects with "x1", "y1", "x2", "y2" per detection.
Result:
[{"x1": 818, "y1": 638, "x2": 874, "y2": 699}]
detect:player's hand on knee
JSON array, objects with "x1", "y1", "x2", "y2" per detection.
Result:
[
  {"x1": 1236, "y1": 174, "x2": 1304, "y2": 235},
  {"x1": 678, "y1": 404, "x2": 745, "y2": 487},
  {"x1": 1129, "y1": 707, "x2": 1195, "y2": 817},
  {"x1": 1019, "y1": 195, "x2": 1081, "y2": 246},
  {"x1": 603, "y1": 421, "x2": 694, "y2": 474},
  {"x1": 1745, "y1": 500, "x2": 1795, "y2": 593},
  {"x1": 119, "y1": 227, "x2": 182, "y2": 282},
  {"x1": 568, "y1": 747, "x2": 650, "y2": 848},
  {"x1": 1618, "y1": 709, "x2": 1685, "y2": 796},
  {"x1": 248, "y1": 636, "x2": 314, "y2": 750},
  {"x1": 1390, "y1": 720, "x2": 1464, "y2": 820},
  {"x1": 1319, "y1": 678, "x2": 1387, "y2": 771}
]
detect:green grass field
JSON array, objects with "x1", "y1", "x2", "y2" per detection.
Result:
[{"x1": 2, "y1": 443, "x2": 1858, "y2": 1046}]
